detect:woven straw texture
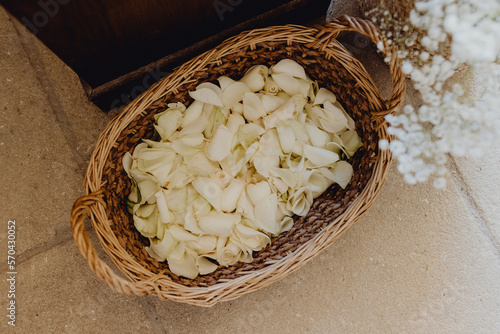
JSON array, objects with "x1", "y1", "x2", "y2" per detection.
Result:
[{"x1": 71, "y1": 15, "x2": 405, "y2": 307}]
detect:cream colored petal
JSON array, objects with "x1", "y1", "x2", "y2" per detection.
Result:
[
  {"x1": 167, "y1": 251, "x2": 199, "y2": 279},
  {"x1": 291, "y1": 140, "x2": 304, "y2": 157},
  {"x1": 185, "y1": 151, "x2": 220, "y2": 177},
  {"x1": 135, "y1": 203, "x2": 156, "y2": 217},
  {"x1": 243, "y1": 92, "x2": 267, "y2": 121},
  {"x1": 184, "y1": 210, "x2": 205, "y2": 235},
  {"x1": 148, "y1": 231, "x2": 177, "y2": 259},
  {"x1": 132, "y1": 142, "x2": 149, "y2": 158},
  {"x1": 262, "y1": 100, "x2": 294, "y2": 129},
  {"x1": 261, "y1": 93, "x2": 284, "y2": 113},
  {"x1": 156, "y1": 109, "x2": 184, "y2": 140},
  {"x1": 231, "y1": 102, "x2": 244, "y2": 115},
  {"x1": 163, "y1": 187, "x2": 188, "y2": 213},
  {"x1": 236, "y1": 189, "x2": 255, "y2": 221},
  {"x1": 171, "y1": 141, "x2": 201, "y2": 159},
  {"x1": 285, "y1": 154, "x2": 305, "y2": 173},
  {"x1": 313, "y1": 87, "x2": 337, "y2": 105},
  {"x1": 325, "y1": 141, "x2": 344, "y2": 155},
  {"x1": 335, "y1": 101, "x2": 356, "y2": 130},
  {"x1": 279, "y1": 216, "x2": 294, "y2": 233},
  {"x1": 237, "y1": 123, "x2": 265, "y2": 149},
  {"x1": 234, "y1": 223, "x2": 271, "y2": 250},
  {"x1": 244, "y1": 141, "x2": 259, "y2": 164},
  {"x1": 240, "y1": 65, "x2": 268, "y2": 92},
  {"x1": 137, "y1": 179, "x2": 159, "y2": 204},
  {"x1": 180, "y1": 132, "x2": 205, "y2": 147},
  {"x1": 305, "y1": 123, "x2": 330, "y2": 148},
  {"x1": 192, "y1": 177, "x2": 222, "y2": 211},
  {"x1": 181, "y1": 100, "x2": 204, "y2": 128},
  {"x1": 317, "y1": 167, "x2": 336, "y2": 182},
  {"x1": 189, "y1": 87, "x2": 223, "y2": 107},
  {"x1": 276, "y1": 126, "x2": 295, "y2": 154},
  {"x1": 222, "y1": 81, "x2": 251, "y2": 107},
  {"x1": 341, "y1": 130, "x2": 363, "y2": 157},
  {"x1": 218, "y1": 76, "x2": 235, "y2": 91},
  {"x1": 122, "y1": 152, "x2": 133, "y2": 176},
  {"x1": 271, "y1": 73, "x2": 302, "y2": 96},
  {"x1": 198, "y1": 212, "x2": 238, "y2": 237},
  {"x1": 189, "y1": 235, "x2": 217, "y2": 254},
  {"x1": 133, "y1": 213, "x2": 158, "y2": 238},
  {"x1": 246, "y1": 181, "x2": 271, "y2": 205},
  {"x1": 308, "y1": 172, "x2": 333, "y2": 198},
  {"x1": 283, "y1": 119, "x2": 309, "y2": 142},
  {"x1": 332, "y1": 161, "x2": 354, "y2": 189},
  {"x1": 303, "y1": 144, "x2": 339, "y2": 166},
  {"x1": 196, "y1": 256, "x2": 218, "y2": 275},
  {"x1": 252, "y1": 150, "x2": 280, "y2": 178},
  {"x1": 169, "y1": 224, "x2": 198, "y2": 241},
  {"x1": 179, "y1": 113, "x2": 208, "y2": 137},
  {"x1": 254, "y1": 193, "x2": 280, "y2": 235},
  {"x1": 226, "y1": 113, "x2": 245, "y2": 135},
  {"x1": 270, "y1": 168, "x2": 298, "y2": 189},
  {"x1": 221, "y1": 178, "x2": 246, "y2": 212},
  {"x1": 204, "y1": 106, "x2": 229, "y2": 139},
  {"x1": 155, "y1": 190, "x2": 175, "y2": 224},
  {"x1": 271, "y1": 59, "x2": 307, "y2": 80},
  {"x1": 205, "y1": 124, "x2": 234, "y2": 162},
  {"x1": 168, "y1": 241, "x2": 186, "y2": 261},
  {"x1": 164, "y1": 162, "x2": 193, "y2": 189},
  {"x1": 321, "y1": 101, "x2": 348, "y2": 133},
  {"x1": 269, "y1": 177, "x2": 288, "y2": 194}
]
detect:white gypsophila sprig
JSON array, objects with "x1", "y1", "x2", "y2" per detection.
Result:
[{"x1": 374, "y1": 0, "x2": 500, "y2": 188}]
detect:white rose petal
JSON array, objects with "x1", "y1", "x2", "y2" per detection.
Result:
[
  {"x1": 332, "y1": 161, "x2": 354, "y2": 189},
  {"x1": 261, "y1": 93, "x2": 285, "y2": 113},
  {"x1": 240, "y1": 65, "x2": 268, "y2": 92},
  {"x1": 271, "y1": 73, "x2": 310, "y2": 97},
  {"x1": 196, "y1": 256, "x2": 218, "y2": 275},
  {"x1": 305, "y1": 123, "x2": 330, "y2": 148},
  {"x1": 182, "y1": 100, "x2": 204, "y2": 128},
  {"x1": 167, "y1": 250, "x2": 199, "y2": 279},
  {"x1": 271, "y1": 59, "x2": 307, "y2": 80},
  {"x1": 169, "y1": 224, "x2": 198, "y2": 241},
  {"x1": 313, "y1": 88, "x2": 337, "y2": 105},
  {"x1": 198, "y1": 212, "x2": 239, "y2": 237},
  {"x1": 156, "y1": 109, "x2": 184, "y2": 140},
  {"x1": 218, "y1": 76, "x2": 235, "y2": 91},
  {"x1": 234, "y1": 223, "x2": 270, "y2": 250},
  {"x1": 148, "y1": 231, "x2": 177, "y2": 260},
  {"x1": 220, "y1": 178, "x2": 245, "y2": 212},
  {"x1": 303, "y1": 144, "x2": 340, "y2": 166},
  {"x1": 222, "y1": 81, "x2": 251, "y2": 107},
  {"x1": 243, "y1": 92, "x2": 267, "y2": 121},
  {"x1": 206, "y1": 125, "x2": 234, "y2": 162},
  {"x1": 254, "y1": 193, "x2": 280, "y2": 235},
  {"x1": 276, "y1": 126, "x2": 295, "y2": 153},
  {"x1": 192, "y1": 177, "x2": 222, "y2": 211},
  {"x1": 154, "y1": 190, "x2": 175, "y2": 224}
]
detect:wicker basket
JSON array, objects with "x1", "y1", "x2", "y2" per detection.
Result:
[{"x1": 71, "y1": 15, "x2": 405, "y2": 307}]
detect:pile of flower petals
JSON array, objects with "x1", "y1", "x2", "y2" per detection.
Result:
[{"x1": 123, "y1": 59, "x2": 363, "y2": 279}]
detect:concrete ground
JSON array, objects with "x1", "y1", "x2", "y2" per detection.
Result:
[{"x1": 1, "y1": 4, "x2": 499, "y2": 333}]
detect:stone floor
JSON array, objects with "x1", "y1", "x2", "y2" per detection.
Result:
[{"x1": 1, "y1": 5, "x2": 499, "y2": 334}]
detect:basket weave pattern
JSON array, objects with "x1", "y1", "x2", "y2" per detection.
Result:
[{"x1": 71, "y1": 16, "x2": 405, "y2": 306}]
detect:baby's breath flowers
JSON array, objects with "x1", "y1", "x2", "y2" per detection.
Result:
[
  {"x1": 123, "y1": 59, "x2": 362, "y2": 279},
  {"x1": 366, "y1": 0, "x2": 500, "y2": 187}
]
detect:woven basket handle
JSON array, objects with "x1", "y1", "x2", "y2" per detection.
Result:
[
  {"x1": 70, "y1": 190, "x2": 153, "y2": 296},
  {"x1": 323, "y1": 15, "x2": 406, "y2": 121}
]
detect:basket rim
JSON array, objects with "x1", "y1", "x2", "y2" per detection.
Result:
[{"x1": 71, "y1": 16, "x2": 404, "y2": 306}]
